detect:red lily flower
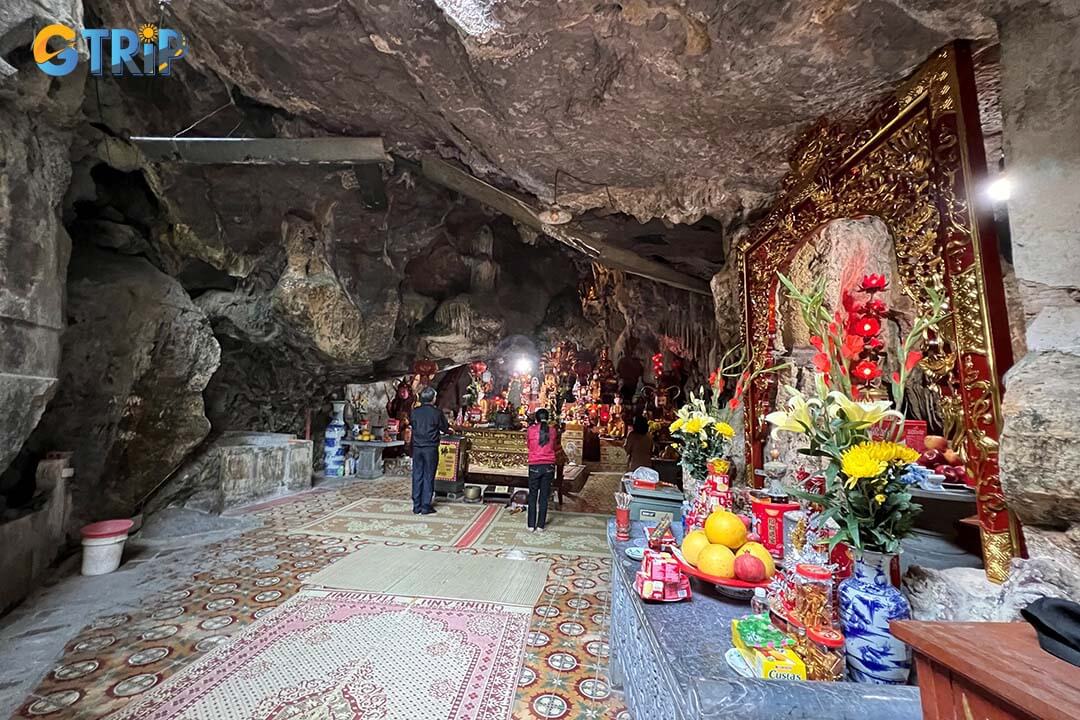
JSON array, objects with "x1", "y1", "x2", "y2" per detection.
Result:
[
  {"x1": 905, "y1": 351, "x2": 923, "y2": 372},
  {"x1": 812, "y1": 352, "x2": 832, "y2": 374},
  {"x1": 860, "y1": 274, "x2": 888, "y2": 292},
  {"x1": 865, "y1": 298, "x2": 888, "y2": 315},
  {"x1": 891, "y1": 372, "x2": 901, "y2": 384},
  {"x1": 853, "y1": 315, "x2": 881, "y2": 337},
  {"x1": 810, "y1": 335, "x2": 825, "y2": 352},
  {"x1": 728, "y1": 397, "x2": 739, "y2": 410},
  {"x1": 853, "y1": 360, "x2": 883, "y2": 382},
  {"x1": 867, "y1": 337, "x2": 885, "y2": 351},
  {"x1": 840, "y1": 334, "x2": 865, "y2": 360}
]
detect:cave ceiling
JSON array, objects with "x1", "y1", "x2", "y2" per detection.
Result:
[{"x1": 86, "y1": 0, "x2": 1005, "y2": 282}]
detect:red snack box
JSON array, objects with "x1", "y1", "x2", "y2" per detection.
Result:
[{"x1": 751, "y1": 496, "x2": 800, "y2": 560}]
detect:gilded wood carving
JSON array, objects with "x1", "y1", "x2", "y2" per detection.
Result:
[{"x1": 738, "y1": 43, "x2": 1021, "y2": 582}]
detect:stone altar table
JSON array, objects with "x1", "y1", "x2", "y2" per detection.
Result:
[
  {"x1": 341, "y1": 439, "x2": 404, "y2": 479},
  {"x1": 607, "y1": 519, "x2": 922, "y2": 720}
]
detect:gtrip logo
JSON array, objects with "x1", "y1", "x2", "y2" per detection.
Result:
[{"x1": 32, "y1": 23, "x2": 187, "y2": 77}]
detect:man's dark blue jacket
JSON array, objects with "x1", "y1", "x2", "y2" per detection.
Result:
[{"x1": 411, "y1": 403, "x2": 449, "y2": 449}]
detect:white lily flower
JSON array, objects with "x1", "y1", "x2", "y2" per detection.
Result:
[{"x1": 826, "y1": 391, "x2": 902, "y2": 429}]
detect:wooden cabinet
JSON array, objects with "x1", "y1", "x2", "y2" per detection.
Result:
[{"x1": 891, "y1": 620, "x2": 1080, "y2": 720}]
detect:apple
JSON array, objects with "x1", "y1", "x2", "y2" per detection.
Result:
[
  {"x1": 919, "y1": 449, "x2": 944, "y2": 468},
  {"x1": 924, "y1": 435, "x2": 948, "y2": 451},
  {"x1": 943, "y1": 449, "x2": 962, "y2": 465},
  {"x1": 952, "y1": 465, "x2": 970, "y2": 484},
  {"x1": 734, "y1": 553, "x2": 767, "y2": 583},
  {"x1": 936, "y1": 465, "x2": 958, "y2": 481}
]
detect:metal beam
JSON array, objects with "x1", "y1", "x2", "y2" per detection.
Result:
[
  {"x1": 419, "y1": 156, "x2": 711, "y2": 296},
  {"x1": 131, "y1": 136, "x2": 388, "y2": 165}
]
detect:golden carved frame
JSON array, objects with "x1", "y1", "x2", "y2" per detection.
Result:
[{"x1": 738, "y1": 42, "x2": 1022, "y2": 582}]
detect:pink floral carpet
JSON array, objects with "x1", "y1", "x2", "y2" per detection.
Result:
[{"x1": 104, "y1": 590, "x2": 531, "y2": 720}]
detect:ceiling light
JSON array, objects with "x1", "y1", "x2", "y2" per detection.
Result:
[
  {"x1": 986, "y1": 176, "x2": 1012, "y2": 203},
  {"x1": 538, "y1": 205, "x2": 573, "y2": 225}
]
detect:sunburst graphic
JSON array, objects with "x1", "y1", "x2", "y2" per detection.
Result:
[{"x1": 137, "y1": 23, "x2": 159, "y2": 44}]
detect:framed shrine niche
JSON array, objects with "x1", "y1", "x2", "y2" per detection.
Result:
[{"x1": 738, "y1": 42, "x2": 1021, "y2": 582}]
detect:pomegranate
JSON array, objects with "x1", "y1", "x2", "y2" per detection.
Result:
[{"x1": 734, "y1": 553, "x2": 767, "y2": 583}]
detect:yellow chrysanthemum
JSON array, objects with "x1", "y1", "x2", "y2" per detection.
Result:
[
  {"x1": 863, "y1": 441, "x2": 920, "y2": 466},
  {"x1": 840, "y1": 441, "x2": 920, "y2": 487},
  {"x1": 683, "y1": 417, "x2": 705, "y2": 435},
  {"x1": 713, "y1": 421, "x2": 735, "y2": 438},
  {"x1": 670, "y1": 418, "x2": 685, "y2": 432},
  {"x1": 840, "y1": 446, "x2": 888, "y2": 483}
]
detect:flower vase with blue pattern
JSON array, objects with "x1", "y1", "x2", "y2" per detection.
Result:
[
  {"x1": 838, "y1": 550, "x2": 912, "y2": 684},
  {"x1": 323, "y1": 401, "x2": 347, "y2": 477}
]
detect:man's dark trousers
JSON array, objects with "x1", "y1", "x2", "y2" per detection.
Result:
[{"x1": 412, "y1": 445, "x2": 438, "y2": 513}]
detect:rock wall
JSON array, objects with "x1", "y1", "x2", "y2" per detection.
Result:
[
  {"x1": 909, "y1": 2, "x2": 1080, "y2": 617},
  {"x1": 996, "y1": 2, "x2": 1080, "y2": 605},
  {"x1": 0, "y1": 0, "x2": 83, "y2": 488},
  {"x1": 24, "y1": 246, "x2": 219, "y2": 523}
]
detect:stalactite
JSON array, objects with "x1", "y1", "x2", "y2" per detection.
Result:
[
  {"x1": 461, "y1": 224, "x2": 496, "y2": 257},
  {"x1": 435, "y1": 297, "x2": 473, "y2": 337},
  {"x1": 469, "y1": 257, "x2": 499, "y2": 292}
]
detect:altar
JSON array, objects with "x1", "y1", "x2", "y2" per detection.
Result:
[
  {"x1": 460, "y1": 428, "x2": 588, "y2": 507},
  {"x1": 608, "y1": 519, "x2": 921, "y2": 720}
]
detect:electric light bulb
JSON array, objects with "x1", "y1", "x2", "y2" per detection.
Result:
[
  {"x1": 514, "y1": 357, "x2": 533, "y2": 374},
  {"x1": 987, "y1": 176, "x2": 1012, "y2": 203}
]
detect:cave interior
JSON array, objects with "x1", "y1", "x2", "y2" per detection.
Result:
[{"x1": 2, "y1": 1, "x2": 1080, "y2": 718}]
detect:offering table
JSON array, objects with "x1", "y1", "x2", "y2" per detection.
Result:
[
  {"x1": 340, "y1": 439, "x2": 404, "y2": 479},
  {"x1": 461, "y1": 428, "x2": 588, "y2": 507},
  {"x1": 608, "y1": 519, "x2": 922, "y2": 720}
]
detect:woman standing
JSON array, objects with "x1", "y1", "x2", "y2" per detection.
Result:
[
  {"x1": 525, "y1": 408, "x2": 559, "y2": 532},
  {"x1": 623, "y1": 415, "x2": 654, "y2": 473}
]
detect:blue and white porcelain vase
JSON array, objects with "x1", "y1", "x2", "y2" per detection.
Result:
[
  {"x1": 838, "y1": 550, "x2": 912, "y2": 684},
  {"x1": 323, "y1": 401, "x2": 347, "y2": 477}
]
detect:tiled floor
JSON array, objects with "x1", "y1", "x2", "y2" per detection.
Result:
[{"x1": 7, "y1": 474, "x2": 629, "y2": 720}]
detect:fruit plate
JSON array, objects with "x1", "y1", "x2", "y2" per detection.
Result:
[{"x1": 671, "y1": 547, "x2": 772, "y2": 590}]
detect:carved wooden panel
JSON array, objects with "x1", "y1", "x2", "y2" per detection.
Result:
[{"x1": 738, "y1": 43, "x2": 1021, "y2": 581}]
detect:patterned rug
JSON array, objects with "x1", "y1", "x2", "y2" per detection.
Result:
[
  {"x1": 292, "y1": 500, "x2": 610, "y2": 558},
  {"x1": 306, "y1": 546, "x2": 551, "y2": 607},
  {"x1": 292, "y1": 498, "x2": 488, "y2": 544},
  {"x1": 471, "y1": 512, "x2": 610, "y2": 558},
  {"x1": 16, "y1": 477, "x2": 626, "y2": 720},
  {"x1": 104, "y1": 590, "x2": 530, "y2": 720}
]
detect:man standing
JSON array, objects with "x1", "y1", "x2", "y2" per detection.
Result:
[{"x1": 410, "y1": 386, "x2": 448, "y2": 515}]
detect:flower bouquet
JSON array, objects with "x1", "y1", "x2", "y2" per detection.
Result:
[
  {"x1": 768, "y1": 272, "x2": 945, "y2": 554},
  {"x1": 670, "y1": 348, "x2": 786, "y2": 502},
  {"x1": 766, "y1": 271, "x2": 946, "y2": 685}
]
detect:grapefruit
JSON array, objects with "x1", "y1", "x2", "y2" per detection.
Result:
[
  {"x1": 735, "y1": 541, "x2": 776, "y2": 578},
  {"x1": 680, "y1": 530, "x2": 711, "y2": 566},
  {"x1": 696, "y1": 544, "x2": 735, "y2": 579},
  {"x1": 704, "y1": 510, "x2": 748, "y2": 549}
]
